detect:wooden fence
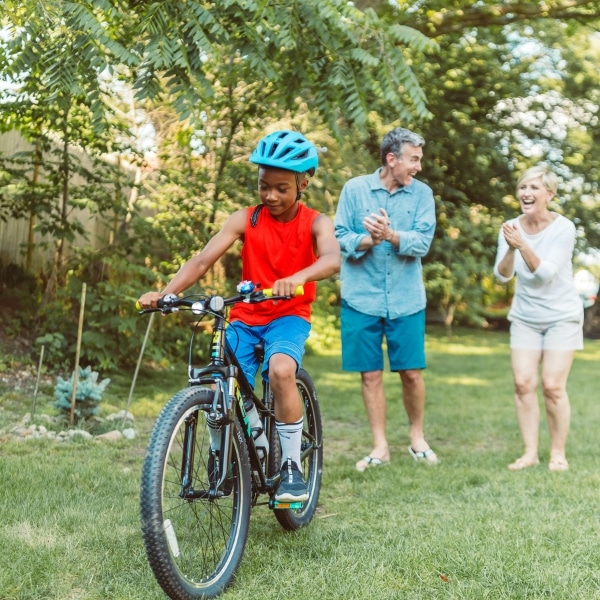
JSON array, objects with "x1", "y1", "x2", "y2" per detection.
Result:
[{"x1": 0, "y1": 130, "x2": 134, "y2": 274}]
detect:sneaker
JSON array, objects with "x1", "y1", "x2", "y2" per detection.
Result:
[{"x1": 275, "y1": 459, "x2": 309, "y2": 503}]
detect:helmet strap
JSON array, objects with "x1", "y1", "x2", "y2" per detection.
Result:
[{"x1": 295, "y1": 172, "x2": 305, "y2": 201}]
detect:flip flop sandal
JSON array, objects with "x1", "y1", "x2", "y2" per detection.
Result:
[
  {"x1": 355, "y1": 456, "x2": 390, "y2": 472},
  {"x1": 408, "y1": 446, "x2": 440, "y2": 465}
]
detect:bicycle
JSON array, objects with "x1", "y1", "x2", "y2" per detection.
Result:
[{"x1": 137, "y1": 280, "x2": 323, "y2": 599}]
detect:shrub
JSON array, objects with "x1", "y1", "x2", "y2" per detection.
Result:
[{"x1": 53, "y1": 365, "x2": 110, "y2": 423}]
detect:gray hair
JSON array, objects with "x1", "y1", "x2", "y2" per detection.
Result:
[
  {"x1": 517, "y1": 164, "x2": 558, "y2": 195},
  {"x1": 380, "y1": 128, "x2": 425, "y2": 166}
]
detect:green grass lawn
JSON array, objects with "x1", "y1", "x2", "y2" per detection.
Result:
[{"x1": 1, "y1": 325, "x2": 600, "y2": 599}]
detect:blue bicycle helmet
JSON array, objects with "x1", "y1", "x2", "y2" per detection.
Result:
[{"x1": 250, "y1": 130, "x2": 318, "y2": 176}]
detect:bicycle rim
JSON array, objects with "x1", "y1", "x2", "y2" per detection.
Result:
[
  {"x1": 140, "y1": 387, "x2": 251, "y2": 599},
  {"x1": 274, "y1": 368, "x2": 323, "y2": 530}
]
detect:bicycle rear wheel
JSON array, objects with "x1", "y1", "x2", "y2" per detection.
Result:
[
  {"x1": 271, "y1": 368, "x2": 323, "y2": 531},
  {"x1": 140, "y1": 387, "x2": 251, "y2": 599}
]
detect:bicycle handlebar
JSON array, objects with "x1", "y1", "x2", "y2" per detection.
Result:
[
  {"x1": 136, "y1": 282, "x2": 304, "y2": 314},
  {"x1": 261, "y1": 285, "x2": 304, "y2": 298}
]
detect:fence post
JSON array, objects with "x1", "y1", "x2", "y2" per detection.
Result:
[
  {"x1": 123, "y1": 311, "x2": 155, "y2": 427},
  {"x1": 70, "y1": 283, "x2": 87, "y2": 426},
  {"x1": 31, "y1": 344, "x2": 45, "y2": 420}
]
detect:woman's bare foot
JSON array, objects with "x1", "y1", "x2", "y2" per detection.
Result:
[
  {"x1": 548, "y1": 455, "x2": 569, "y2": 472},
  {"x1": 508, "y1": 455, "x2": 540, "y2": 471}
]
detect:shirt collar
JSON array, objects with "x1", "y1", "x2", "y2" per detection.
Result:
[{"x1": 369, "y1": 167, "x2": 414, "y2": 195}]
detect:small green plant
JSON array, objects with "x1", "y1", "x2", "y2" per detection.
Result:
[{"x1": 53, "y1": 365, "x2": 111, "y2": 423}]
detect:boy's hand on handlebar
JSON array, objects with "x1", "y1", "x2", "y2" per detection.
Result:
[
  {"x1": 137, "y1": 291, "x2": 163, "y2": 310},
  {"x1": 271, "y1": 279, "x2": 304, "y2": 298}
]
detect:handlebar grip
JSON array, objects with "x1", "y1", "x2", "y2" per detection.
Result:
[
  {"x1": 262, "y1": 285, "x2": 304, "y2": 297},
  {"x1": 136, "y1": 293, "x2": 177, "y2": 311}
]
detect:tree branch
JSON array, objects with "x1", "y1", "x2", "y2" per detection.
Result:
[
  {"x1": 424, "y1": 1, "x2": 600, "y2": 37},
  {"x1": 356, "y1": 1, "x2": 600, "y2": 37}
]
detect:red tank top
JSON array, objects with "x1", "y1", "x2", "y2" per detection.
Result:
[{"x1": 229, "y1": 202, "x2": 319, "y2": 325}]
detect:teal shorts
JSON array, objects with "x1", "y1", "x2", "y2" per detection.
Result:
[
  {"x1": 225, "y1": 316, "x2": 310, "y2": 387},
  {"x1": 340, "y1": 301, "x2": 426, "y2": 372}
]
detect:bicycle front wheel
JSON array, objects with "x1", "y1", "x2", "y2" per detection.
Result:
[
  {"x1": 140, "y1": 387, "x2": 252, "y2": 599},
  {"x1": 272, "y1": 368, "x2": 323, "y2": 531}
]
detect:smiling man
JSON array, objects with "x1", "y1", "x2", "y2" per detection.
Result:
[
  {"x1": 334, "y1": 127, "x2": 438, "y2": 472},
  {"x1": 138, "y1": 130, "x2": 340, "y2": 502}
]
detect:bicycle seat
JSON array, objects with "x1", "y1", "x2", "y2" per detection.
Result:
[{"x1": 253, "y1": 342, "x2": 265, "y2": 362}]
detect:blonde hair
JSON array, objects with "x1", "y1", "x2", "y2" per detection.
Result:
[{"x1": 517, "y1": 164, "x2": 558, "y2": 195}]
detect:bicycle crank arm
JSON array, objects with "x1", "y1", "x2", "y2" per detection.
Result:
[{"x1": 180, "y1": 488, "x2": 226, "y2": 500}]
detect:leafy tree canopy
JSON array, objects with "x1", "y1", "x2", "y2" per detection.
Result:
[
  {"x1": 2, "y1": 0, "x2": 437, "y2": 130},
  {"x1": 2, "y1": 0, "x2": 600, "y2": 352}
]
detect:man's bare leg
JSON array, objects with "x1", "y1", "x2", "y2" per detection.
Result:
[
  {"x1": 355, "y1": 370, "x2": 390, "y2": 469},
  {"x1": 400, "y1": 369, "x2": 438, "y2": 463}
]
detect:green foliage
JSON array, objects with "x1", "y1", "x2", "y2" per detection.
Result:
[
  {"x1": 407, "y1": 22, "x2": 599, "y2": 325},
  {"x1": 423, "y1": 200, "x2": 504, "y2": 329},
  {"x1": 3, "y1": 0, "x2": 436, "y2": 134},
  {"x1": 0, "y1": 1, "x2": 140, "y2": 290},
  {"x1": 35, "y1": 332, "x2": 67, "y2": 354},
  {"x1": 507, "y1": 24, "x2": 600, "y2": 252},
  {"x1": 32, "y1": 242, "x2": 193, "y2": 371},
  {"x1": 53, "y1": 365, "x2": 110, "y2": 422},
  {"x1": 414, "y1": 29, "x2": 524, "y2": 208},
  {"x1": 306, "y1": 277, "x2": 341, "y2": 354},
  {"x1": 2, "y1": 0, "x2": 600, "y2": 356},
  {"x1": 387, "y1": 0, "x2": 600, "y2": 37}
]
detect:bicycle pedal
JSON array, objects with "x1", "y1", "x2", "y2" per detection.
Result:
[{"x1": 269, "y1": 498, "x2": 304, "y2": 510}]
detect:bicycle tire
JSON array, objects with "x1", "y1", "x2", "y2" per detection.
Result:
[
  {"x1": 272, "y1": 368, "x2": 323, "y2": 531},
  {"x1": 140, "y1": 387, "x2": 252, "y2": 599}
]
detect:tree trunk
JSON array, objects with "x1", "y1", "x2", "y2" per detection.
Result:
[
  {"x1": 26, "y1": 143, "x2": 42, "y2": 272},
  {"x1": 444, "y1": 304, "x2": 455, "y2": 338}
]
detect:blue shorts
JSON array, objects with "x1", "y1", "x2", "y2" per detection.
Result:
[
  {"x1": 225, "y1": 316, "x2": 311, "y2": 387},
  {"x1": 340, "y1": 301, "x2": 426, "y2": 372}
]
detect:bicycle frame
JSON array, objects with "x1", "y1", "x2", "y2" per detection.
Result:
[
  {"x1": 139, "y1": 282, "x2": 324, "y2": 599},
  {"x1": 138, "y1": 283, "x2": 319, "y2": 505},
  {"x1": 182, "y1": 301, "x2": 277, "y2": 501}
]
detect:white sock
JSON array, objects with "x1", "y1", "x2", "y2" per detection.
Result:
[{"x1": 276, "y1": 418, "x2": 303, "y2": 466}]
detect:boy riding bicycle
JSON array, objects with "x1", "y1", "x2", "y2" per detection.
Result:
[{"x1": 138, "y1": 130, "x2": 340, "y2": 502}]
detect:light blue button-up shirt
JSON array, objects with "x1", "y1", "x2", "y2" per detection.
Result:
[{"x1": 334, "y1": 168, "x2": 436, "y2": 318}]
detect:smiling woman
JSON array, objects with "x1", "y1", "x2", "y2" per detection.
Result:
[{"x1": 493, "y1": 163, "x2": 583, "y2": 473}]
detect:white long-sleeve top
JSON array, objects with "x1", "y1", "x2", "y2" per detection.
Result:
[{"x1": 493, "y1": 214, "x2": 583, "y2": 324}]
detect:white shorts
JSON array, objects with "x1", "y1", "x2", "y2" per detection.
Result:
[{"x1": 509, "y1": 317, "x2": 583, "y2": 351}]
